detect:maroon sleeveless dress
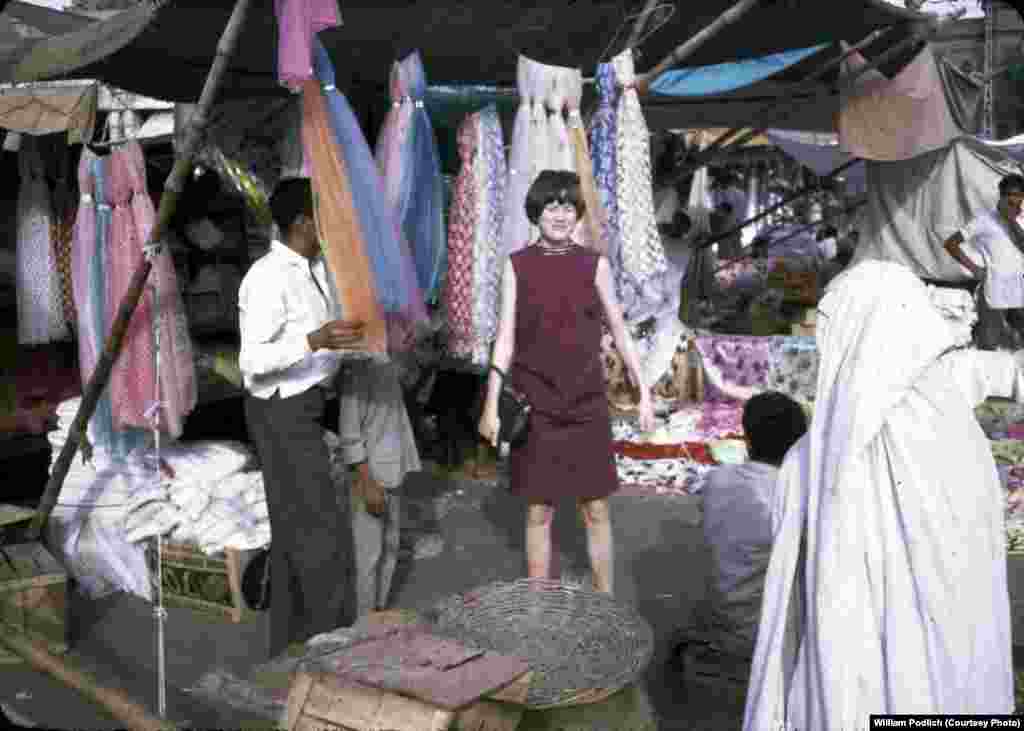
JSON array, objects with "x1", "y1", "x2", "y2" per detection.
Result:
[{"x1": 507, "y1": 245, "x2": 618, "y2": 501}]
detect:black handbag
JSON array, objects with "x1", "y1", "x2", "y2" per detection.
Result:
[{"x1": 488, "y1": 365, "x2": 532, "y2": 447}]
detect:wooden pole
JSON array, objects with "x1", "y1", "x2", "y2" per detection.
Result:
[
  {"x1": 718, "y1": 13, "x2": 962, "y2": 154},
  {"x1": 699, "y1": 157, "x2": 861, "y2": 250},
  {"x1": 635, "y1": 0, "x2": 762, "y2": 94},
  {"x1": 692, "y1": 27, "x2": 892, "y2": 167},
  {"x1": 28, "y1": 0, "x2": 254, "y2": 541},
  {"x1": 0, "y1": 626, "x2": 178, "y2": 731}
]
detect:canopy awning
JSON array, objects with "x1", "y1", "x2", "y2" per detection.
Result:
[
  {"x1": 0, "y1": 79, "x2": 97, "y2": 141},
  {"x1": 4, "y1": 0, "x2": 928, "y2": 103}
]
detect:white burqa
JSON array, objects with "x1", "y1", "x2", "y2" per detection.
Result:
[{"x1": 743, "y1": 261, "x2": 1018, "y2": 730}]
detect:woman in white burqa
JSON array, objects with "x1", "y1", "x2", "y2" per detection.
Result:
[{"x1": 744, "y1": 260, "x2": 1019, "y2": 729}]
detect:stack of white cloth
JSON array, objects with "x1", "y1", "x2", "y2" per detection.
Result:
[
  {"x1": 48, "y1": 436, "x2": 271, "y2": 600},
  {"x1": 925, "y1": 284, "x2": 977, "y2": 347}
]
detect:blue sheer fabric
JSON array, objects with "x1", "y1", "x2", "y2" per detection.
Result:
[
  {"x1": 311, "y1": 38, "x2": 408, "y2": 315},
  {"x1": 649, "y1": 44, "x2": 827, "y2": 97},
  {"x1": 386, "y1": 52, "x2": 447, "y2": 304},
  {"x1": 589, "y1": 63, "x2": 621, "y2": 279}
]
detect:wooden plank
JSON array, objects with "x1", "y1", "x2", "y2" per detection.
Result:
[
  {"x1": 285, "y1": 672, "x2": 315, "y2": 731},
  {"x1": 455, "y1": 699, "x2": 524, "y2": 731}
]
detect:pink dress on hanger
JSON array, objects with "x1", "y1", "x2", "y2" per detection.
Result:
[{"x1": 107, "y1": 141, "x2": 195, "y2": 439}]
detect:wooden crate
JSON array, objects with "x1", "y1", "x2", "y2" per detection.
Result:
[
  {"x1": 159, "y1": 543, "x2": 251, "y2": 623},
  {"x1": 0, "y1": 542, "x2": 68, "y2": 664}
]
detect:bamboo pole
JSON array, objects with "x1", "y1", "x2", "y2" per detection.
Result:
[
  {"x1": 698, "y1": 157, "x2": 861, "y2": 250},
  {"x1": 28, "y1": 0, "x2": 253, "y2": 541},
  {"x1": 0, "y1": 625, "x2": 178, "y2": 731},
  {"x1": 635, "y1": 0, "x2": 762, "y2": 94},
  {"x1": 717, "y1": 13, "x2": 962, "y2": 154}
]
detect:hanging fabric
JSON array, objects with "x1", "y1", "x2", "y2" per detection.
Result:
[
  {"x1": 443, "y1": 112, "x2": 479, "y2": 360},
  {"x1": 567, "y1": 68, "x2": 608, "y2": 257},
  {"x1": 503, "y1": 56, "x2": 539, "y2": 257},
  {"x1": 308, "y1": 39, "x2": 426, "y2": 352},
  {"x1": 546, "y1": 66, "x2": 574, "y2": 173},
  {"x1": 274, "y1": 0, "x2": 341, "y2": 91},
  {"x1": 687, "y1": 131, "x2": 713, "y2": 238},
  {"x1": 611, "y1": 48, "x2": 669, "y2": 320},
  {"x1": 106, "y1": 140, "x2": 196, "y2": 439},
  {"x1": 374, "y1": 51, "x2": 446, "y2": 304},
  {"x1": 51, "y1": 148, "x2": 78, "y2": 331},
  {"x1": 472, "y1": 106, "x2": 507, "y2": 368},
  {"x1": 17, "y1": 135, "x2": 68, "y2": 345},
  {"x1": 589, "y1": 62, "x2": 621, "y2": 272},
  {"x1": 72, "y1": 149, "x2": 148, "y2": 462}
]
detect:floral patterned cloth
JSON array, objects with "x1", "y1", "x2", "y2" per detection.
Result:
[
  {"x1": 589, "y1": 63, "x2": 620, "y2": 280},
  {"x1": 442, "y1": 113, "x2": 479, "y2": 360},
  {"x1": 17, "y1": 136, "x2": 68, "y2": 345},
  {"x1": 472, "y1": 106, "x2": 507, "y2": 367},
  {"x1": 611, "y1": 49, "x2": 668, "y2": 322},
  {"x1": 694, "y1": 335, "x2": 819, "y2": 405},
  {"x1": 502, "y1": 56, "x2": 537, "y2": 259}
]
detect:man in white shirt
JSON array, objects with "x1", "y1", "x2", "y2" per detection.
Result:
[
  {"x1": 944, "y1": 173, "x2": 1024, "y2": 350},
  {"x1": 673, "y1": 392, "x2": 807, "y2": 669},
  {"x1": 239, "y1": 178, "x2": 365, "y2": 657}
]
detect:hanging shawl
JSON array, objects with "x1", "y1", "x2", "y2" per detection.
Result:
[
  {"x1": 744, "y1": 261, "x2": 1015, "y2": 729},
  {"x1": 546, "y1": 66, "x2": 574, "y2": 172},
  {"x1": 611, "y1": 48, "x2": 668, "y2": 318},
  {"x1": 567, "y1": 68, "x2": 608, "y2": 257},
  {"x1": 443, "y1": 112, "x2": 480, "y2": 360},
  {"x1": 309, "y1": 39, "x2": 426, "y2": 353},
  {"x1": 374, "y1": 51, "x2": 446, "y2": 304},
  {"x1": 502, "y1": 56, "x2": 538, "y2": 257},
  {"x1": 589, "y1": 62, "x2": 621, "y2": 271},
  {"x1": 17, "y1": 135, "x2": 67, "y2": 345},
  {"x1": 472, "y1": 105, "x2": 507, "y2": 367},
  {"x1": 687, "y1": 131, "x2": 713, "y2": 237},
  {"x1": 274, "y1": 0, "x2": 341, "y2": 90}
]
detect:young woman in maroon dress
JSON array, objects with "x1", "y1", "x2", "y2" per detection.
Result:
[{"x1": 478, "y1": 170, "x2": 654, "y2": 594}]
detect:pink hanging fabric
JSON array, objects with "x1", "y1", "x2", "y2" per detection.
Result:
[
  {"x1": 107, "y1": 142, "x2": 196, "y2": 439},
  {"x1": 274, "y1": 0, "x2": 341, "y2": 90},
  {"x1": 375, "y1": 60, "x2": 413, "y2": 214},
  {"x1": 839, "y1": 44, "x2": 961, "y2": 162},
  {"x1": 71, "y1": 148, "x2": 98, "y2": 384},
  {"x1": 443, "y1": 113, "x2": 479, "y2": 359}
]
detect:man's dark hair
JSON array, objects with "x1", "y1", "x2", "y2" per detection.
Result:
[
  {"x1": 270, "y1": 177, "x2": 315, "y2": 235},
  {"x1": 999, "y1": 173, "x2": 1024, "y2": 197},
  {"x1": 743, "y1": 391, "x2": 808, "y2": 466},
  {"x1": 525, "y1": 170, "x2": 586, "y2": 224}
]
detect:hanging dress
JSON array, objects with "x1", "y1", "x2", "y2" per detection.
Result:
[
  {"x1": 71, "y1": 148, "x2": 147, "y2": 462},
  {"x1": 107, "y1": 141, "x2": 195, "y2": 439},
  {"x1": 472, "y1": 106, "x2": 507, "y2": 368},
  {"x1": 589, "y1": 62, "x2": 621, "y2": 277},
  {"x1": 502, "y1": 56, "x2": 537, "y2": 259},
  {"x1": 17, "y1": 135, "x2": 68, "y2": 345},
  {"x1": 442, "y1": 112, "x2": 480, "y2": 360},
  {"x1": 546, "y1": 66, "x2": 574, "y2": 173},
  {"x1": 612, "y1": 48, "x2": 668, "y2": 321}
]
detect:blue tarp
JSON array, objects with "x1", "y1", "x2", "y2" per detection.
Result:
[{"x1": 649, "y1": 43, "x2": 829, "y2": 98}]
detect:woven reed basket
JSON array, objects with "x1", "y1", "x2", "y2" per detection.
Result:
[{"x1": 428, "y1": 578, "x2": 654, "y2": 710}]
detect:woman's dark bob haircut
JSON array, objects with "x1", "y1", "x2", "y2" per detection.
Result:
[{"x1": 525, "y1": 170, "x2": 586, "y2": 224}]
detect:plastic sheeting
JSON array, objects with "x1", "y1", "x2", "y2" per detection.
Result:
[
  {"x1": 764, "y1": 129, "x2": 867, "y2": 194},
  {"x1": 649, "y1": 44, "x2": 827, "y2": 98},
  {"x1": 853, "y1": 136, "x2": 1023, "y2": 281}
]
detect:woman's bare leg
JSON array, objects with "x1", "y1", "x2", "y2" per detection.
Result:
[
  {"x1": 579, "y1": 498, "x2": 614, "y2": 594},
  {"x1": 525, "y1": 502, "x2": 555, "y2": 580}
]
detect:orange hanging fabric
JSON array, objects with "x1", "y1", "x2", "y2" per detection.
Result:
[{"x1": 301, "y1": 79, "x2": 387, "y2": 354}]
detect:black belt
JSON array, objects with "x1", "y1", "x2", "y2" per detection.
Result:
[{"x1": 919, "y1": 277, "x2": 978, "y2": 293}]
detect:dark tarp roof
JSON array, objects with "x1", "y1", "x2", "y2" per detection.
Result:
[
  {"x1": 0, "y1": 2, "x2": 97, "y2": 88},
  {"x1": 6, "y1": 0, "x2": 928, "y2": 105}
]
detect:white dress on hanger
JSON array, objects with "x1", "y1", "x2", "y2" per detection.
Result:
[{"x1": 16, "y1": 135, "x2": 68, "y2": 345}]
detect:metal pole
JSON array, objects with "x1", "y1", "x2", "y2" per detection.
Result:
[{"x1": 28, "y1": 0, "x2": 254, "y2": 540}]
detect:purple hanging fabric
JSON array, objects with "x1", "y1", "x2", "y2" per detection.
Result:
[{"x1": 589, "y1": 62, "x2": 621, "y2": 277}]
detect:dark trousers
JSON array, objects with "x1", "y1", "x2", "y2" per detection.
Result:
[{"x1": 245, "y1": 386, "x2": 356, "y2": 657}]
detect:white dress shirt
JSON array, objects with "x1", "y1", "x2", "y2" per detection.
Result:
[
  {"x1": 960, "y1": 211, "x2": 1024, "y2": 308},
  {"x1": 239, "y1": 241, "x2": 343, "y2": 399}
]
